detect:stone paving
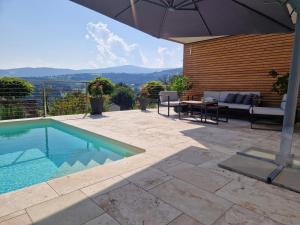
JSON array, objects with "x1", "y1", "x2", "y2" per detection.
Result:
[{"x1": 1, "y1": 109, "x2": 300, "y2": 225}]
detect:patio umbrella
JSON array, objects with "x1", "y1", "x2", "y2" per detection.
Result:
[
  {"x1": 71, "y1": 0, "x2": 299, "y2": 168},
  {"x1": 71, "y1": 0, "x2": 294, "y2": 38}
]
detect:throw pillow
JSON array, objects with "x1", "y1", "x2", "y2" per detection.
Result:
[
  {"x1": 224, "y1": 93, "x2": 237, "y2": 103},
  {"x1": 235, "y1": 94, "x2": 245, "y2": 104},
  {"x1": 243, "y1": 95, "x2": 251, "y2": 105}
]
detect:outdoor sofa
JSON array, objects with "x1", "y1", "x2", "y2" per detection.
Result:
[
  {"x1": 250, "y1": 94, "x2": 286, "y2": 130},
  {"x1": 202, "y1": 91, "x2": 261, "y2": 117}
]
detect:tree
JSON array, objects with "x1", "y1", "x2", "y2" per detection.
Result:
[
  {"x1": 170, "y1": 75, "x2": 192, "y2": 97},
  {"x1": 140, "y1": 81, "x2": 164, "y2": 100},
  {"x1": 111, "y1": 86, "x2": 135, "y2": 110},
  {"x1": 0, "y1": 77, "x2": 34, "y2": 99},
  {"x1": 0, "y1": 77, "x2": 34, "y2": 120}
]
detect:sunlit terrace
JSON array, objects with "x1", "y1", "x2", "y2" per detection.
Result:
[{"x1": 1, "y1": 109, "x2": 300, "y2": 225}]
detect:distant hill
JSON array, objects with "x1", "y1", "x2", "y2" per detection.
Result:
[
  {"x1": 0, "y1": 65, "x2": 176, "y2": 77},
  {"x1": 24, "y1": 68, "x2": 183, "y2": 88}
]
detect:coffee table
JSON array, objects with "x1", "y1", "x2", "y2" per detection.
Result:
[{"x1": 178, "y1": 101, "x2": 229, "y2": 124}]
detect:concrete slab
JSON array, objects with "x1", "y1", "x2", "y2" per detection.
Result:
[
  {"x1": 93, "y1": 183, "x2": 181, "y2": 225},
  {"x1": 273, "y1": 167, "x2": 300, "y2": 193},
  {"x1": 150, "y1": 178, "x2": 233, "y2": 225},
  {"x1": 218, "y1": 154, "x2": 277, "y2": 181},
  {"x1": 27, "y1": 190, "x2": 104, "y2": 225}
]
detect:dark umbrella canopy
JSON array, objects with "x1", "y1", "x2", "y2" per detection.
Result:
[{"x1": 71, "y1": 0, "x2": 294, "y2": 39}]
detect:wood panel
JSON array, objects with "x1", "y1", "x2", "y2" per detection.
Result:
[{"x1": 183, "y1": 33, "x2": 298, "y2": 107}]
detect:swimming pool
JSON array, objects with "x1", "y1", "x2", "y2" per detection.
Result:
[{"x1": 0, "y1": 119, "x2": 144, "y2": 194}]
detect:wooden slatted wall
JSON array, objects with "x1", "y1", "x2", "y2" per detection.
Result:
[{"x1": 183, "y1": 33, "x2": 297, "y2": 107}]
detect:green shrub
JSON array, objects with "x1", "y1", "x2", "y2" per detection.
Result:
[
  {"x1": 140, "y1": 81, "x2": 164, "y2": 100},
  {"x1": 0, "y1": 77, "x2": 34, "y2": 98},
  {"x1": 170, "y1": 75, "x2": 192, "y2": 97},
  {"x1": 0, "y1": 104, "x2": 25, "y2": 120},
  {"x1": 49, "y1": 92, "x2": 87, "y2": 116},
  {"x1": 111, "y1": 86, "x2": 135, "y2": 110},
  {"x1": 88, "y1": 77, "x2": 114, "y2": 98}
]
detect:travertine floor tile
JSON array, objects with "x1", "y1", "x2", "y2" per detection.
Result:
[
  {"x1": 165, "y1": 163, "x2": 231, "y2": 192},
  {"x1": 0, "y1": 214, "x2": 32, "y2": 225},
  {"x1": 83, "y1": 213, "x2": 120, "y2": 225},
  {"x1": 0, "y1": 210, "x2": 26, "y2": 223},
  {"x1": 168, "y1": 214, "x2": 203, "y2": 225},
  {"x1": 214, "y1": 205, "x2": 281, "y2": 225},
  {"x1": 0, "y1": 183, "x2": 58, "y2": 218},
  {"x1": 121, "y1": 167, "x2": 172, "y2": 190},
  {"x1": 93, "y1": 183, "x2": 181, "y2": 225},
  {"x1": 150, "y1": 179, "x2": 232, "y2": 225},
  {"x1": 27, "y1": 190, "x2": 103, "y2": 225},
  {"x1": 216, "y1": 180, "x2": 300, "y2": 225},
  {"x1": 81, "y1": 176, "x2": 129, "y2": 198}
]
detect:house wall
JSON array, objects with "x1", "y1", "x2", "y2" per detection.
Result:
[{"x1": 183, "y1": 33, "x2": 297, "y2": 107}]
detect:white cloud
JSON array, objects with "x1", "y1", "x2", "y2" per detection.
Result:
[{"x1": 85, "y1": 21, "x2": 182, "y2": 68}]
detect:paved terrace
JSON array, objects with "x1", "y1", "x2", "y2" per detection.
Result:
[{"x1": 1, "y1": 109, "x2": 300, "y2": 225}]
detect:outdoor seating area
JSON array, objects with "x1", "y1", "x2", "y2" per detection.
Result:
[{"x1": 158, "y1": 90, "x2": 288, "y2": 129}]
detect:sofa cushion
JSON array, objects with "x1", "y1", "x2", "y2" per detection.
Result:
[
  {"x1": 160, "y1": 101, "x2": 181, "y2": 107},
  {"x1": 204, "y1": 97, "x2": 218, "y2": 103},
  {"x1": 235, "y1": 94, "x2": 245, "y2": 104},
  {"x1": 239, "y1": 91, "x2": 260, "y2": 96},
  {"x1": 219, "y1": 91, "x2": 237, "y2": 102},
  {"x1": 159, "y1": 91, "x2": 178, "y2": 102},
  {"x1": 224, "y1": 93, "x2": 237, "y2": 103},
  {"x1": 280, "y1": 94, "x2": 287, "y2": 110},
  {"x1": 219, "y1": 102, "x2": 251, "y2": 110},
  {"x1": 250, "y1": 107, "x2": 284, "y2": 116},
  {"x1": 203, "y1": 91, "x2": 220, "y2": 101}
]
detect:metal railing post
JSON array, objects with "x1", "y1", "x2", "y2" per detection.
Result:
[
  {"x1": 42, "y1": 82, "x2": 47, "y2": 117},
  {"x1": 85, "y1": 82, "x2": 89, "y2": 115}
]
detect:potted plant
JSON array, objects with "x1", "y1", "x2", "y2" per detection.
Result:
[
  {"x1": 269, "y1": 69, "x2": 289, "y2": 96},
  {"x1": 169, "y1": 75, "x2": 192, "y2": 99},
  {"x1": 88, "y1": 77, "x2": 114, "y2": 115},
  {"x1": 138, "y1": 81, "x2": 164, "y2": 111},
  {"x1": 137, "y1": 86, "x2": 150, "y2": 111}
]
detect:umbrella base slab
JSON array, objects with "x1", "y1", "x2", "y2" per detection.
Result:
[{"x1": 219, "y1": 152, "x2": 300, "y2": 193}]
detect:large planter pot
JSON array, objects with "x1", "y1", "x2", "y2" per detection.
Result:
[
  {"x1": 138, "y1": 98, "x2": 149, "y2": 111},
  {"x1": 90, "y1": 97, "x2": 103, "y2": 115}
]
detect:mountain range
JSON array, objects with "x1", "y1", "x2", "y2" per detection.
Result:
[{"x1": 0, "y1": 65, "x2": 175, "y2": 77}]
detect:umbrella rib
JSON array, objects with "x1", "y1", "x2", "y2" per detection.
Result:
[
  {"x1": 158, "y1": 8, "x2": 168, "y2": 37},
  {"x1": 114, "y1": 0, "x2": 141, "y2": 18},
  {"x1": 231, "y1": 0, "x2": 294, "y2": 31},
  {"x1": 192, "y1": 0, "x2": 212, "y2": 35}
]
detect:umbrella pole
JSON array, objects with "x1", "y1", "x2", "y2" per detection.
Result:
[{"x1": 276, "y1": 12, "x2": 300, "y2": 166}]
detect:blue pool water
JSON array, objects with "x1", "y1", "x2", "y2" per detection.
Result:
[{"x1": 0, "y1": 119, "x2": 143, "y2": 194}]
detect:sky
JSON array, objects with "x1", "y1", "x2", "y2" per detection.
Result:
[{"x1": 0, "y1": 0, "x2": 183, "y2": 70}]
